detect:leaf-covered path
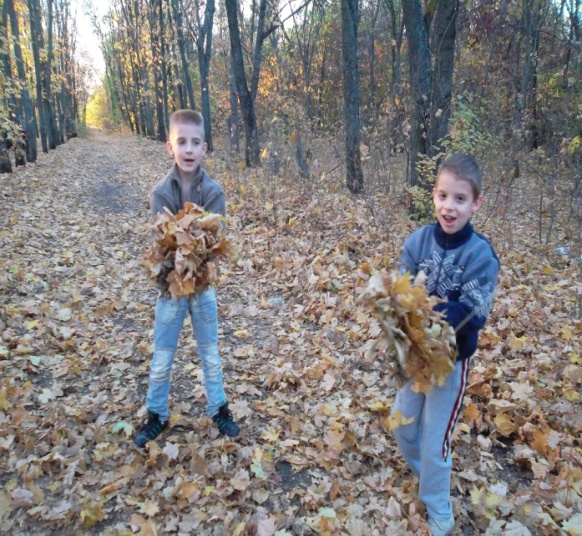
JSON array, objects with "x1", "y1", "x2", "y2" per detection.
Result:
[{"x1": 1, "y1": 132, "x2": 581, "y2": 535}]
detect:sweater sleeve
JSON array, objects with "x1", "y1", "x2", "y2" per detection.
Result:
[
  {"x1": 400, "y1": 230, "x2": 421, "y2": 276},
  {"x1": 204, "y1": 189, "x2": 226, "y2": 217},
  {"x1": 151, "y1": 190, "x2": 172, "y2": 217},
  {"x1": 435, "y1": 252, "x2": 499, "y2": 335}
]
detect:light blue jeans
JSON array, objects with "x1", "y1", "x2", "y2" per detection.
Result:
[
  {"x1": 146, "y1": 288, "x2": 227, "y2": 421},
  {"x1": 391, "y1": 359, "x2": 471, "y2": 523}
]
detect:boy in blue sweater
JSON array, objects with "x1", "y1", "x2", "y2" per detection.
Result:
[
  {"x1": 391, "y1": 154, "x2": 499, "y2": 535},
  {"x1": 134, "y1": 110, "x2": 239, "y2": 447}
]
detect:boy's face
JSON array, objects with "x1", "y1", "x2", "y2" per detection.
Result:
[
  {"x1": 166, "y1": 122, "x2": 207, "y2": 180},
  {"x1": 433, "y1": 170, "x2": 483, "y2": 234}
]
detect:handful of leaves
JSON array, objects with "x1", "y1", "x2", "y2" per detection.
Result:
[
  {"x1": 359, "y1": 271, "x2": 457, "y2": 393},
  {"x1": 143, "y1": 202, "x2": 236, "y2": 297}
]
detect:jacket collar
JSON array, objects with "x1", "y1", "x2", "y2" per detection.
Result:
[
  {"x1": 433, "y1": 221, "x2": 474, "y2": 249},
  {"x1": 169, "y1": 163, "x2": 204, "y2": 189}
]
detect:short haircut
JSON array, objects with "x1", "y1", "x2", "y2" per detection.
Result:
[
  {"x1": 168, "y1": 109, "x2": 205, "y2": 140},
  {"x1": 438, "y1": 153, "x2": 482, "y2": 198}
]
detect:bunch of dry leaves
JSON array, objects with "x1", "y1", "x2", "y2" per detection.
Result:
[
  {"x1": 359, "y1": 271, "x2": 457, "y2": 393},
  {"x1": 143, "y1": 202, "x2": 236, "y2": 297}
]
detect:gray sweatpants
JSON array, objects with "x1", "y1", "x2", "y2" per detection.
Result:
[{"x1": 391, "y1": 359, "x2": 471, "y2": 523}]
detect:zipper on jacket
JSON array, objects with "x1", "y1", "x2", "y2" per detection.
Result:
[{"x1": 434, "y1": 236, "x2": 449, "y2": 296}]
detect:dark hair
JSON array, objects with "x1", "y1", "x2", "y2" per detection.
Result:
[
  {"x1": 438, "y1": 154, "x2": 482, "y2": 198},
  {"x1": 168, "y1": 109, "x2": 205, "y2": 139}
]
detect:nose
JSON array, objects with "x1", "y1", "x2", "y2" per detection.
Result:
[{"x1": 442, "y1": 198, "x2": 454, "y2": 211}]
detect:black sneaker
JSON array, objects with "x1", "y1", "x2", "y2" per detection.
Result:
[
  {"x1": 134, "y1": 411, "x2": 168, "y2": 447},
  {"x1": 212, "y1": 402, "x2": 240, "y2": 437}
]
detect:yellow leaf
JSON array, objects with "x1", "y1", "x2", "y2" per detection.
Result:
[
  {"x1": 541, "y1": 266, "x2": 554, "y2": 275},
  {"x1": 239, "y1": 184, "x2": 247, "y2": 194},
  {"x1": 463, "y1": 403, "x2": 480, "y2": 424},
  {"x1": 233, "y1": 522, "x2": 247, "y2": 536},
  {"x1": 261, "y1": 427, "x2": 280, "y2": 442},
  {"x1": 564, "y1": 390, "x2": 580, "y2": 401},
  {"x1": 261, "y1": 148, "x2": 268, "y2": 159},
  {"x1": 80, "y1": 502, "x2": 106, "y2": 528},
  {"x1": 0, "y1": 390, "x2": 12, "y2": 411},
  {"x1": 387, "y1": 409, "x2": 414, "y2": 431},
  {"x1": 485, "y1": 493, "x2": 503, "y2": 507},
  {"x1": 393, "y1": 272, "x2": 411, "y2": 295},
  {"x1": 265, "y1": 201, "x2": 273, "y2": 211},
  {"x1": 470, "y1": 486, "x2": 484, "y2": 505},
  {"x1": 494, "y1": 413, "x2": 516, "y2": 437},
  {"x1": 368, "y1": 401, "x2": 388, "y2": 411},
  {"x1": 531, "y1": 428, "x2": 552, "y2": 456},
  {"x1": 508, "y1": 334, "x2": 527, "y2": 351},
  {"x1": 233, "y1": 330, "x2": 248, "y2": 338},
  {"x1": 237, "y1": 161, "x2": 245, "y2": 170}
]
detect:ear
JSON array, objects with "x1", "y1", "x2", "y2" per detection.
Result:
[
  {"x1": 472, "y1": 195, "x2": 484, "y2": 214},
  {"x1": 166, "y1": 140, "x2": 174, "y2": 158}
]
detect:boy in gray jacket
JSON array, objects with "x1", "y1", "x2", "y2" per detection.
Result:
[
  {"x1": 391, "y1": 154, "x2": 499, "y2": 535},
  {"x1": 134, "y1": 110, "x2": 239, "y2": 447}
]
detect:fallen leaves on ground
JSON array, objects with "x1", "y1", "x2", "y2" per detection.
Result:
[{"x1": 0, "y1": 132, "x2": 580, "y2": 535}]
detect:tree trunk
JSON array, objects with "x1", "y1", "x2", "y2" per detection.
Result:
[
  {"x1": 44, "y1": 0, "x2": 59, "y2": 149},
  {"x1": 228, "y1": 58, "x2": 240, "y2": 155},
  {"x1": 171, "y1": 0, "x2": 196, "y2": 110},
  {"x1": 5, "y1": 0, "x2": 37, "y2": 162},
  {"x1": 194, "y1": 0, "x2": 215, "y2": 151},
  {"x1": 0, "y1": 133, "x2": 12, "y2": 174},
  {"x1": 225, "y1": 0, "x2": 261, "y2": 166},
  {"x1": 428, "y1": 0, "x2": 459, "y2": 158},
  {"x1": 149, "y1": 0, "x2": 166, "y2": 141},
  {"x1": 1, "y1": 3, "x2": 21, "y2": 168},
  {"x1": 28, "y1": 0, "x2": 49, "y2": 153},
  {"x1": 341, "y1": 0, "x2": 364, "y2": 193},
  {"x1": 402, "y1": 0, "x2": 458, "y2": 190},
  {"x1": 368, "y1": 0, "x2": 381, "y2": 117},
  {"x1": 159, "y1": 0, "x2": 169, "y2": 132}
]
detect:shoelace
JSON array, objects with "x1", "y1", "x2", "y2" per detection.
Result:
[
  {"x1": 144, "y1": 418, "x2": 165, "y2": 438},
  {"x1": 215, "y1": 408, "x2": 233, "y2": 426}
]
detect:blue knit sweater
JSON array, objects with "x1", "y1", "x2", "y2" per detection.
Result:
[{"x1": 401, "y1": 222, "x2": 499, "y2": 361}]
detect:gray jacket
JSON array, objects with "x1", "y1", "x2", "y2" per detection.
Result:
[{"x1": 150, "y1": 164, "x2": 226, "y2": 217}]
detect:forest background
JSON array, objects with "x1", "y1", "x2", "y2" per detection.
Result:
[{"x1": 0, "y1": 0, "x2": 581, "y2": 534}]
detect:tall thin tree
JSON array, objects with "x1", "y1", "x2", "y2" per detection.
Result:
[
  {"x1": 341, "y1": 0, "x2": 364, "y2": 193},
  {"x1": 225, "y1": 0, "x2": 261, "y2": 166},
  {"x1": 401, "y1": 0, "x2": 459, "y2": 189}
]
